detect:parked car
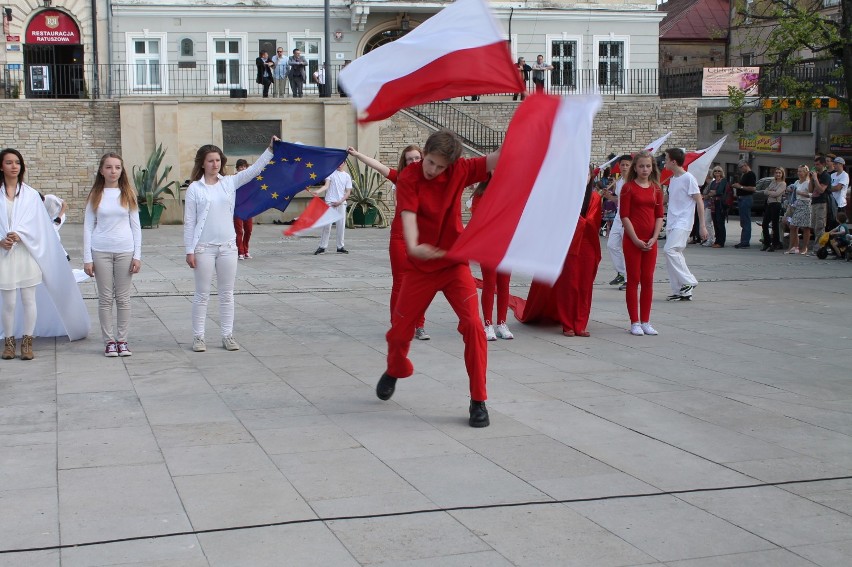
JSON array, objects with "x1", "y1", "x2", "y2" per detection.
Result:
[{"x1": 729, "y1": 176, "x2": 771, "y2": 215}]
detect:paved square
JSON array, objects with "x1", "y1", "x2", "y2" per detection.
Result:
[{"x1": 1, "y1": 223, "x2": 850, "y2": 566}]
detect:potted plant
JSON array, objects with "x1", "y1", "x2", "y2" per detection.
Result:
[
  {"x1": 133, "y1": 144, "x2": 180, "y2": 228},
  {"x1": 345, "y1": 157, "x2": 391, "y2": 228}
]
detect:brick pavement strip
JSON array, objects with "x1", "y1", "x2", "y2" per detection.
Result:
[{"x1": 0, "y1": 224, "x2": 851, "y2": 566}]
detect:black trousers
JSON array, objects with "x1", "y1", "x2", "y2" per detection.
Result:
[
  {"x1": 762, "y1": 202, "x2": 782, "y2": 247},
  {"x1": 712, "y1": 200, "x2": 727, "y2": 246}
]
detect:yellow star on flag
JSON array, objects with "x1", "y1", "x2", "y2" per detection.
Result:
[
  {"x1": 256, "y1": 175, "x2": 263, "y2": 181},
  {"x1": 280, "y1": 157, "x2": 288, "y2": 162},
  {"x1": 294, "y1": 157, "x2": 301, "y2": 162},
  {"x1": 309, "y1": 173, "x2": 317, "y2": 180},
  {"x1": 306, "y1": 162, "x2": 313, "y2": 168},
  {"x1": 271, "y1": 192, "x2": 279, "y2": 199},
  {"x1": 260, "y1": 184, "x2": 268, "y2": 191}
]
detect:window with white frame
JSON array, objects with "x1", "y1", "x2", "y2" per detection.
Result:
[
  {"x1": 598, "y1": 40, "x2": 624, "y2": 88},
  {"x1": 293, "y1": 38, "x2": 322, "y2": 88},
  {"x1": 550, "y1": 40, "x2": 577, "y2": 88},
  {"x1": 126, "y1": 33, "x2": 167, "y2": 92},
  {"x1": 790, "y1": 111, "x2": 813, "y2": 132},
  {"x1": 206, "y1": 34, "x2": 247, "y2": 93}
]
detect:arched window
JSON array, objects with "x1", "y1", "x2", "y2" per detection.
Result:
[
  {"x1": 363, "y1": 29, "x2": 409, "y2": 54},
  {"x1": 180, "y1": 38, "x2": 193, "y2": 57}
]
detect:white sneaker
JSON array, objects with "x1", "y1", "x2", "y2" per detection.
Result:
[
  {"x1": 222, "y1": 335, "x2": 241, "y2": 351},
  {"x1": 640, "y1": 322, "x2": 658, "y2": 336},
  {"x1": 238, "y1": 254, "x2": 245, "y2": 260},
  {"x1": 244, "y1": 253, "x2": 252, "y2": 259},
  {"x1": 414, "y1": 327, "x2": 431, "y2": 340},
  {"x1": 630, "y1": 323, "x2": 645, "y2": 336},
  {"x1": 495, "y1": 322, "x2": 514, "y2": 340},
  {"x1": 484, "y1": 325, "x2": 497, "y2": 341},
  {"x1": 192, "y1": 336, "x2": 206, "y2": 352}
]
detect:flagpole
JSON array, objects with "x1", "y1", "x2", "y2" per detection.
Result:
[{"x1": 323, "y1": 0, "x2": 331, "y2": 98}]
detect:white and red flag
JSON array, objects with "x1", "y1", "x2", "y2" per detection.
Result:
[
  {"x1": 660, "y1": 136, "x2": 727, "y2": 185},
  {"x1": 284, "y1": 197, "x2": 344, "y2": 237},
  {"x1": 446, "y1": 93, "x2": 602, "y2": 285},
  {"x1": 338, "y1": 0, "x2": 523, "y2": 123},
  {"x1": 595, "y1": 131, "x2": 672, "y2": 176}
]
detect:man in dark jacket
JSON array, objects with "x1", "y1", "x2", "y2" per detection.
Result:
[
  {"x1": 255, "y1": 50, "x2": 273, "y2": 98},
  {"x1": 287, "y1": 48, "x2": 308, "y2": 98}
]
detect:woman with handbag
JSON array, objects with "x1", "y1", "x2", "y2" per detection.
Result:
[{"x1": 707, "y1": 167, "x2": 729, "y2": 248}]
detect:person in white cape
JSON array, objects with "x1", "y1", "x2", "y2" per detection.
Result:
[{"x1": 0, "y1": 148, "x2": 89, "y2": 360}]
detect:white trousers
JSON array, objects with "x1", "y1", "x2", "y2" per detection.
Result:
[
  {"x1": 664, "y1": 227, "x2": 698, "y2": 294},
  {"x1": 606, "y1": 223, "x2": 626, "y2": 275},
  {"x1": 1, "y1": 286, "x2": 36, "y2": 337},
  {"x1": 192, "y1": 241, "x2": 238, "y2": 338},
  {"x1": 703, "y1": 208, "x2": 715, "y2": 245},
  {"x1": 319, "y1": 203, "x2": 346, "y2": 250},
  {"x1": 92, "y1": 251, "x2": 134, "y2": 344}
]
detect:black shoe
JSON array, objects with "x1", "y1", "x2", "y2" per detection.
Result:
[
  {"x1": 469, "y1": 401, "x2": 490, "y2": 428},
  {"x1": 761, "y1": 245, "x2": 770, "y2": 251},
  {"x1": 272, "y1": 219, "x2": 283, "y2": 225},
  {"x1": 314, "y1": 247, "x2": 326, "y2": 255},
  {"x1": 376, "y1": 373, "x2": 397, "y2": 400},
  {"x1": 337, "y1": 247, "x2": 349, "y2": 254},
  {"x1": 734, "y1": 243, "x2": 750, "y2": 249},
  {"x1": 66, "y1": 254, "x2": 71, "y2": 262}
]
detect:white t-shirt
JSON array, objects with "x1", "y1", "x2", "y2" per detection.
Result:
[
  {"x1": 666, "y1": 171, "x2": 700, "y2": 231},
  {"x1": 83, "y1": 188, "x2": 143, "y2": 263},
  {"x1": 198, "y1": 180, "x2": 237, "y2": 245},
  {"x1": 324, "y1": 170, "x2": 352, "y2": 204},
  {"x1": 831, "y1": 170, "x2": 848, "y2": 209}
]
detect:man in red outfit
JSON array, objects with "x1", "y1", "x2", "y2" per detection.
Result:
[{"x1": 376, "y1": 130, "x2": 500, "y2": 428}]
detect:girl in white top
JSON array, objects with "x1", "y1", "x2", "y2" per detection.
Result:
[
  {"x1": 184, "y1": 137, "x2": 278, "y2": 352},
  {"x1": 83, "y1": 153, "x2": 142, "y2": 357}
]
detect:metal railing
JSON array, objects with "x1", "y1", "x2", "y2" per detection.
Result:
[
  {"x1": 2, "y1": 62, "x2": 844, "y2": 101},
  {"x1": 407, "y1": 102, "x2": 504, "y2": 153}
]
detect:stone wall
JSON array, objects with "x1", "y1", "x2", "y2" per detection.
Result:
[{"x1": 0, "y1": 100, "x2": 122, "y2": 222}]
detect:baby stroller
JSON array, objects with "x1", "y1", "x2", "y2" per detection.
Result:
[{"x1": 815, "y1": 232, "x2": 851, "y2": 260}]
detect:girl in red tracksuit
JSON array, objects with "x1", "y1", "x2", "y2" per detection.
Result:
[
  {"x1": 470, "y1": 179, "x2": 513, "y2": 341},
  {"x1": 619, "y1": 150, "x2": 664, "y2": 337},
  {"x1": 346, "y1": 146, "x2": 431, "y2": 340}
]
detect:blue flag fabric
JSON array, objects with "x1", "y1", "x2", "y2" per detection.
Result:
[{"x1": 234, "y1": 141, "x2": 348, "y2": 220}]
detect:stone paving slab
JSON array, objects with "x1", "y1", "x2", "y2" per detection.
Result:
[{"x1": 0, "y1": 223, "x2": 851, "y2": 565}]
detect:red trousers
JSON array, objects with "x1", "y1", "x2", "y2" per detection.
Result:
[
  {"x1": 234, "y1": 217, "x2": 253, "y2": 256},
  {"x1": 389, "y1": 237, "x2": 425, "y2": 327},
  {"x1": 386, "y1": 263, "x2": 487, "y2": 401},
  {"x1": 623, "y1": 240, "x2": 657, "y2": 323},
  {"x1": 481, "y1": 267, "x2": 510, "y2": 325}
]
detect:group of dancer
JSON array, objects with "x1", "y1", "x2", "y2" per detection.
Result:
[{"x1": 2, "y1": 133, "x2": 708, "y2": 428}]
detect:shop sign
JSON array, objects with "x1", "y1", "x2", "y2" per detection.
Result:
[
  {"x1": 738, "y1": 134, "x2": 782, "y2": 153},
  {"x1": 702, "y1": 67, "x2": 760, "y2": 96},
  {"x1": 26, "y1": 10, "x2": 80, "y2": 44},
  {"x1": 829, "y1": 134, "x2": 852, "y2": 155}
]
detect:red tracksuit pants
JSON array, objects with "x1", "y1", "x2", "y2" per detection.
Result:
[
  {"x1": 234, "y1": 218, "x2": 253, "y2": 256},
  {"x1": 385, "y1": 263, "x2": 487, "y2": 401},
  {"x1": 389, "y1": 237, "x2": 425, "y2": 327},
  {"x1": 481, "y1": 267, "x2": 510, "y2": 325},
  {"x1": 554, "y1": 252, "x2": 597, "y2": 334},
  {"x1": 623, "y1": 240, "x2": 657, "y2": 323}
]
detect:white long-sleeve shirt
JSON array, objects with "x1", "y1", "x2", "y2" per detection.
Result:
[
  {"x1": 83, "y1": 188, "x2": 142, "y2": 263},
  {"x1": 183, "y1": 149, "x2": 273, "y2": 253}
]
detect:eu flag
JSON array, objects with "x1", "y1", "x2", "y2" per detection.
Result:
[{"x1": 234, "y1": 141, "x2": 348, "y2": 220}]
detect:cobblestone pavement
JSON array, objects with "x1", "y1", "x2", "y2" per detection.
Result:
[{"x1": 1, "y1": 223, "x2": 851, "y2": 566}]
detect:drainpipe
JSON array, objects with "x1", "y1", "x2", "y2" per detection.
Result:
[
  {"x1": 106, "y1": 0, "x2": 113, "y2": 97},
  {"x1": 90, "y1": 0, "x2": 99, "y2": 97}
]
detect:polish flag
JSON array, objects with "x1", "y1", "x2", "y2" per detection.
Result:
[
  {"x1": 446, "y1": 94, "x2": 602, "y2": 285},
  {"x1": 338, "y1": 0, "x2": 523, "y2": 122},
  {"x1": 660, "y1": 136, "x2": 727, "y2": 186},
  {"x1": 595, "y1": 131, "x2": 672, "y2": 176},
  {"x1": 284, "y1": 197, "x2": 344, "y2": 236}
]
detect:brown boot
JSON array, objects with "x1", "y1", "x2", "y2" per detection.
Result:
[
  {"x1": 20, "y1": 335, "x2": 33, "y2": 361},
  {"x1": 2, "y1": 337, "x2": 14, "y2": 360}
]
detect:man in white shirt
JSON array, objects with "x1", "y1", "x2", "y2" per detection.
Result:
[
  {"x1": 830, "y1": 156, "x2": 848, "y2": 213},
  {"x1": 312, "y1": 162, "x2": 352, "y2": 254},
  {"x1": 663, "y1": 148, "x2": 708, "y2": 301},
  {"x1": 605, "y1": 155, "x2": 632, "y2": 290}
]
